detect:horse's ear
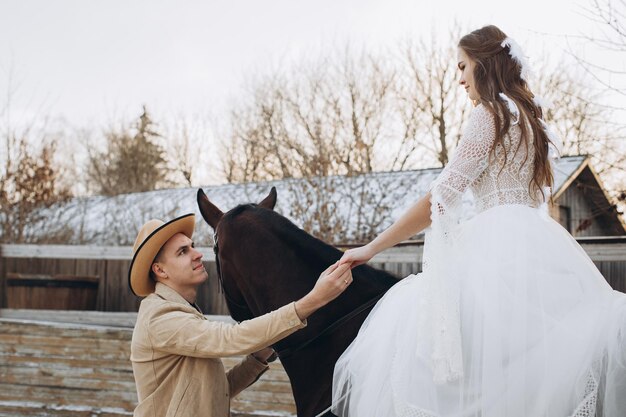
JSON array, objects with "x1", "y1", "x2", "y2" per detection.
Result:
[
  {"x1": 258, "y1": 187, "x2": 277, "y2": 211},
  {"x1": 197, "y1": 188, "x2": 223, "y2": 229}
]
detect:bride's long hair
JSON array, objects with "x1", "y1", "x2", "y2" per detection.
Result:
[{"x1": 459, "y1": 25, "x2": 554, "y2": 202}]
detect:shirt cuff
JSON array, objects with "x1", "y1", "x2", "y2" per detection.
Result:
[
  {"x1": 243, "y1": 354, "x2": 270, "y2": 377},
  {"x1": 248, "y1": 353, "x2": 270, "y2": 366},
  {"x1": 282, "y1": 301, "x2": 308, "y2": 328}
]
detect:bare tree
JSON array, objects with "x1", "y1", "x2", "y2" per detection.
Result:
[
  {"x1": 0, "y1": 64, "x2": 73, "y2": 243},
  {"x1": 14, "y1": 141, "x2": 72, "y2": 240},
  {"x1": 574, "y1": 0, "x2": 626, "y2": 96},
  {"x1": 395, "y1": 25, "x2": 471, "y2": 167},
  {"x1": 223, "y1": 46, "x2": 403, "y2": 182},
  {"x1": 0, "y1": 132, "x2": 72, "y2": 243},
  {"x1": 220, "y1": 47, "x2": 414, "y2": 242},
  {"x1": 162, "y1": 114, "x2": 216, "y2": 187},
  {"x1": 564, "y1": 0, "x2": 626, "y2": 207}
]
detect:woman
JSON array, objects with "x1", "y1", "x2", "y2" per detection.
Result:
[{"x1": 332, "y1": 25, "x2": 626, "y2": 417}]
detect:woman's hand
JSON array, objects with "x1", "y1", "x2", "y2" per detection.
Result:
[{"x1": 339, "y1": 244, "x2": 377, "y2": 268}]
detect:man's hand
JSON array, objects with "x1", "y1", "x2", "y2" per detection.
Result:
[
  {"x1": 294, "y1": 262, "x2": 353, "y2": 321},
  {"x1": 252, "y1": 347, "x2": 277, "y2": 364}
]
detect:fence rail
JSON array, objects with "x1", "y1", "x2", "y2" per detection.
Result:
[{"x1": 2, "y1": 239, "x2": 625, "y2": 314}]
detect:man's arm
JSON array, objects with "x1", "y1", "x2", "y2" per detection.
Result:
[
  {"x1": 225, "y1": 353, "x2": 271, "y2": 398},
  {"x1": 147, "y1": 263, "x2": 353, "y2": 358},
  {"x1": 148, "y1": 301, "x2": 307, "y2": 358}
]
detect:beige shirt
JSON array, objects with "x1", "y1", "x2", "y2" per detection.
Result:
[{"x1": 130, "y1": 282, "x2": 306, "y2": 417}]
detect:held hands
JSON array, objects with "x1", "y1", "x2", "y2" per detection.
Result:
[
  {"x1": 294, "y1": 262, "x2": 353, "y2": 321},
  {"x1": 338, "y1": 244, "x2": 377, "y2": 269},
  {"x1": 311, "y1": 262, "x2": 353, "y2": 302}
]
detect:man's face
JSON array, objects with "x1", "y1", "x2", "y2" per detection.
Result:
[{"x1": 153, "y1": 233, "x2": 208, "y2": 290}]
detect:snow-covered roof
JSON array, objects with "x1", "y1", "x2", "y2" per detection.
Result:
[{"x1": 33, "y1": 156, "x2": 589, "y2": 246}]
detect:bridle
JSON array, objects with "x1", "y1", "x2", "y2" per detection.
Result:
[
  {"x1": 212, "y1": 228, "x2": 384, "y2": 360},
  {"x1": 213, "y1": 230, "x2": 251, "y2": 312}
]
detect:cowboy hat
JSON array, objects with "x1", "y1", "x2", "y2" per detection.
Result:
[{"x1": 128, "y1": 213, "x2": 196, "y2": 297}]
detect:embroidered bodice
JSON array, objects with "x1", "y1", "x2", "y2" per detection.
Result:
[{"x1": 431, "y1": 103, "x2": 541, "y2": 225}]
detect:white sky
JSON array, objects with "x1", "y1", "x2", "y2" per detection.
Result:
[{"x1": 0, "y1": 0, "x2": 619, "y2": 131}]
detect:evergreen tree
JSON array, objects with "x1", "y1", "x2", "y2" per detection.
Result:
[{"x1": 87, "y1": 106, "x2": 169, "y2": 196}]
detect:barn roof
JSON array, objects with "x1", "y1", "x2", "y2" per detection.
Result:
[{"x1": 32, "y1": 155, "x2": 613, "y2": 245}]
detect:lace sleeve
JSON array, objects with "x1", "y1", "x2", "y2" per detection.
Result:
[
  {"x1": 430, "y1": 104, "x2": 496, "y2": 229},
  {"x1": 421, "y1": 104, "x2": 496, "y2": 384}
]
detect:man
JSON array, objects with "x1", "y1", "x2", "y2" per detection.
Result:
[{"x1": 128, "y1": 213, "x2": 352, "y2": 416}]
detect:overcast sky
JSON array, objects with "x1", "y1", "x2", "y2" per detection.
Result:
[{"x1": 0, "y1": 0, "x2": 618, "y2": 131}]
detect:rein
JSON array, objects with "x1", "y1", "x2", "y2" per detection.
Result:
[
  {"x1": 276, "y1": 292, "x2": 383, "y2": 359},
  {"x1": 212, "y1": 230, "x2": 384, "y2": 360},
  {"x1": 213, "y1": 231, "x2": 251, "y2": 311}
]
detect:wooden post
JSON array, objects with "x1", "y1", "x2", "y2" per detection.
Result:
[{"x1": 0, "y1": 246, "x2": 5, "y2": 309}]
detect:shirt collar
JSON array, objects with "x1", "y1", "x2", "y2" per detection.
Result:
[{"x1": 154, "y1": 282, "x2": 204, "y2": 314}]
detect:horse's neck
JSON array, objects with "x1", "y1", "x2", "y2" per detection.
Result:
[
  {"x1": 277, "y1": 276, "x2": 384, "y2": 417},
  {"x1": 259, "y1": 229, "x2": 395, "y2": 312}
]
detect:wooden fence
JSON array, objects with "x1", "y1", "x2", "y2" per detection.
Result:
[
  {"x1": 1, "y1": 238, "x2": 625, "y2": 314},
  {"x1": 0, "y1": 310, "x2": 295, "y2": 417}
]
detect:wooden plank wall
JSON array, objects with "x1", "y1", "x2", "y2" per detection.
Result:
[
  {"x1": 0, "y1": 317, "x2": 296, "y2": 417},
  {"x1": 370, "y1": 261, "x2": 421, "y2": 279},
  {"x1": 0, "y1": 257, "x2": 223, "y2": 314},
  {"x1": 0, "y1": 257, "x2": 140, "y2": 313},
  {"x1": 595, "y1": 261, "x2": 626, "y2": 293},
  {"x1": 6, "y1": 273, "x2": 99, "y2": 310},
  {"x1": 1, "y1": 241, "x2": 625, "y2": 314}
]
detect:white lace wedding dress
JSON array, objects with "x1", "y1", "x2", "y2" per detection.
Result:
[{"x1": 332, "y1": 103, "x2": 626, "y2": 417}]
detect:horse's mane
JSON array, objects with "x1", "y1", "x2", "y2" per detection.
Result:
[{"x1": 220, "y1": 203, "x2": 398, "y2": 287}]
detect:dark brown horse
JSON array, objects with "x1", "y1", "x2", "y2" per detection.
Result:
[{"x1": 197, "y1": 187, "x2": 397, "y2": 417}]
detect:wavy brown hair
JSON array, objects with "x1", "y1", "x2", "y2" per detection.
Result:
[{"x1": 459, "y1": 25, "x2": 554, "y2": 202}]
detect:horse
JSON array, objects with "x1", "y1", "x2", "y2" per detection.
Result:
[{"x1": 197, "y1": 187, "x2": 398, "y2": 417}]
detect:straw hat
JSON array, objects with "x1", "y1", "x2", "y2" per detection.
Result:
[{"x1": 128, "y1": 213, "x2": 196, "y2": 297}]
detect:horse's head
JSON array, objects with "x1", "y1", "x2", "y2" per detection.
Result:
[
  {"x1": 197, "y1": 187, "x2": 276, "y2": 321},
  {"x1": 197, "y1": 186, "x2": 346, "y2": 318}
]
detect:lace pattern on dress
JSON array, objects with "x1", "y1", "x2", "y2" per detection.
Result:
[
  {"x1": 393, "y1": 395, "x2": 438, "y2": 417},
  {"x1": 570, "y1": 371, "x2": 599, "y2": 417},
  {"x1": 391, "y1": 336, "x2": 439, "y2": 417}
]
